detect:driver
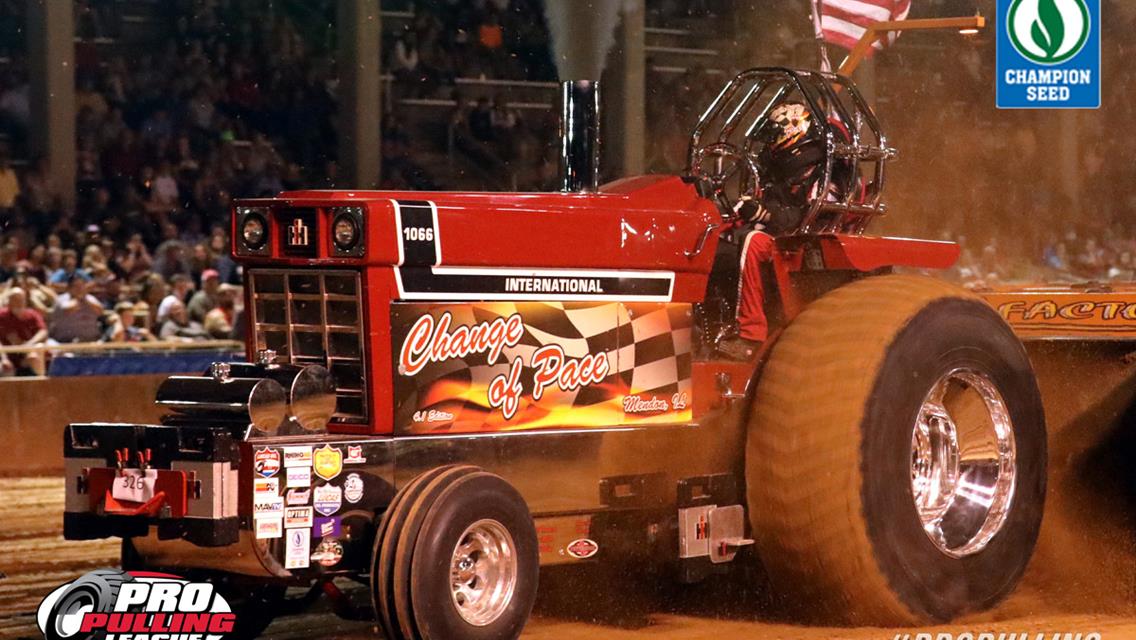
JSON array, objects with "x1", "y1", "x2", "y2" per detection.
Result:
[{"x1": 717, "y1": 101, "x2": 828, "y2": 361}]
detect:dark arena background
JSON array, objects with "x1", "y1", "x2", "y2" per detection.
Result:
[{"x1": 0, "y1": 1, "x2": 1134, "y2": 639}]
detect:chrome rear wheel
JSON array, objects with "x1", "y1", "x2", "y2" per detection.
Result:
[{"x1": 911, "y1": 369, "x2": 1016, "y2": 558}]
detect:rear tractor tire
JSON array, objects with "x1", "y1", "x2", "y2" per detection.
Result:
[
  {"x1": 372, "y1": 465, "x2": 539, "y2": 640},
  {"x1": 746, "y1": 274, "x2": 1046, "y2": 625}
]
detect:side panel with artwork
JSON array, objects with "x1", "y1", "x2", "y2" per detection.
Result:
[{"x1": 391, "y1": 302, "x2": 693, "y2": 434}]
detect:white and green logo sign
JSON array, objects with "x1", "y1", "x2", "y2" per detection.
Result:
[{"x1": 1007, "y1": 0, "x2": 1090, "y2": 65}]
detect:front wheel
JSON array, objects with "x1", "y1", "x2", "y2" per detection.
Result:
[
  {"x1": 746, "y1": 274, "x2": 1046, "y2": 624},
  {"x1": 373, "y1": 466, "x2": 539, "y2": 640}
]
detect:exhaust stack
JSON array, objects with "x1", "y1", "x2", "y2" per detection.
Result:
[{"x1": 559, "y1": 80, "x2": 601, "y2": 192}]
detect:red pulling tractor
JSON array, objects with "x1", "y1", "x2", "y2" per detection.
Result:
[{"x1": 61, "y1": 69, "x2": 1045, "y2": 639}]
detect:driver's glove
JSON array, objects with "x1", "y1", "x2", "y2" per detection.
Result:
[{"x1": 734, "y1": 196, "x2": 771, "y2": 225}]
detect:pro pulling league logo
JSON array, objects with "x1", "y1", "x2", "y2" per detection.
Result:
[
  {"x1": 37, "y1": 570, "x2": 236, "y2": 640},
  {"x1": 997, "y1": 0, "x2": 1099, "y2": 108}
]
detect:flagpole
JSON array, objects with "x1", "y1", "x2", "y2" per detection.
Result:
[{"x1": 809, "y1": 0, "x2": 833, "y2": 72}]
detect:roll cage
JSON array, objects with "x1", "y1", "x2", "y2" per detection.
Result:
[{"x1": 686, "y1": 67, "x2": 896, "y2": 235}]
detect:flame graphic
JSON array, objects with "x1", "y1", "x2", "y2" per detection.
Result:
[{"x1": 409, "y1": 378, "x2": 689, "y2": 434}]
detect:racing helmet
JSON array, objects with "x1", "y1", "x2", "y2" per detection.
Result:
[
  {"x1": 759, "y1": 101, "x2": 826, "y2": 191},
  {"x1": 766, "y1": 102, "x2": 815, "y2": 153}
]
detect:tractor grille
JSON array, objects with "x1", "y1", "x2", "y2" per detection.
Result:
[{"x1": 247, "y1": 269, "x2": 367, "y2": 423}]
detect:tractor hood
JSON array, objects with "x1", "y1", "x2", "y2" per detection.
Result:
[{"x1": 231, "y1": 175, "x2": 722, "y2": 275}]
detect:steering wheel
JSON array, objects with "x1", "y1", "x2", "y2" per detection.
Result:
[{"x1": 690, "y1": 142, "x2": 763, "y2": 219}]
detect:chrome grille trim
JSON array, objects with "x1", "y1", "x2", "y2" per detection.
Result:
[{"x1": 247, "y1": 269, "x2": 367, "y2": 423}]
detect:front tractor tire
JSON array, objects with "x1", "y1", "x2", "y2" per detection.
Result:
[
  {"x1": 746, "y1": 274, "x2": 1046, "y2": 625},
  {"x1": 372, "y1": 465, "x2": 539, "y2": 640}
]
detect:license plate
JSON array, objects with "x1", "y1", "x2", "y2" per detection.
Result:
[{"x1": 112, "y1": 469, "x2": 158, "y2": 503}]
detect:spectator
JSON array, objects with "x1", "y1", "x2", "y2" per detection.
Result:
[
  {"x1": 490, "y1": 94, "x2": 518, "y2": 134},
  {"x1": 0, "y1": 243, "x2": 16, "y2": 282},
  {"x1": 105, "y1": 300, "x2": 154, "y2": 343},
  {"x1": 0, "y1": 288, "x2": 47, "y2": 376},
  {"x1": 150, "y1": 161, "x2": 179, "y2": 207},
  {"x1": 49, "y1": 249, "x2": 90, "y2": 292},
  {"x1": 203, "y1": 284, "x2": 237, "y2": 339},
  {"x1": 49, "y1": 274, "x2": 103, "y2": 343},
  {"x1": 20, "y1": 156, "x2": 56, "y2": 216},
  {"x1": 0, "y1": 146, "x2": 19, "y2": 211},
  {"x1": 158, "y1": 299, "x2": 208, "y2": 341},
  {"x1": 152, "y1": 233, "x2": 192, "y2": 280},
  {"x1": 392, "y1": 31, "x2": 422, "y2": 87},
  {"x1": 138, "y1": 273, "x2": 166, "y2": 328},
  {"x1": 469, "y1": 97, "x2": 494, "y2": 142},
  {"x1": 0, "y1": 71, "x2": 29, "y2": 134},
  {"x1": 117, "y1": 233, "x2": 153, "y2": 282},
  {"x1": 157, "y1": 273, "x2": 193, "y2": 323},
  {"x1": 208, "y1": 229, "x2": 237, "y2": 283},
  {"x1": 2, "y1": 264, "x2": 57, "y2": 314},
  {"x1": 133, "y1": 300, "x2": 153, "y2": 335},
  {"x1": 187, "y1": 268, "x2": 219, "y2": 322}
]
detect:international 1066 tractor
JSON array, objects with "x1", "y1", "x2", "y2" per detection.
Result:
[{"x1": 60, "y1": 69, "x2": 1046, "y2": 639}]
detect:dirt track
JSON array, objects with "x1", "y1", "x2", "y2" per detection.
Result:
[{"x1": 2, "y1": 344, "x2": 1135, "y2": 639}]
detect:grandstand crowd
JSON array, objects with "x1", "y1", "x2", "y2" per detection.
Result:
[{"x1": 0, "y1": 0, "x2": 559, "y2": 376}]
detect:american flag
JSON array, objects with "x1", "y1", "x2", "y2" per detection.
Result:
[{"x1": 818, "y1": 0, "x2": 912, "y2": 52}]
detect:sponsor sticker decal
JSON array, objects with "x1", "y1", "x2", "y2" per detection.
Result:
[
  {"x1": 285, "y1": 529, "x2": 310, "y2": 569},
  {"x1": 284, "y1": 506, "x2": 314, "y2": 528},
  {"x1": 37, "y1": 570, "x2": 237, "y2": 640},
  {"x1": 254, "y1": 448, "x2": 280, "y2": 478},
  {"x1": 286, "y1": 466, "x2": 312, "y2": 488},
  {"x1": 256, "y1": 518, "x2": 283, "y2": 539},
  {"x1": 313, "y1": 516, "x2": 341, "y2": 539},
  {"x1": 312, "y1": 445, "x2": 343, "y2": 481},
  {"x1": 286, "y1": 488, "x2": 311, "y2": 506},
  {"x1": 565, "y1": 538, "x2": 599, "y2": 559},
  {"x1": 253, "y1": 477, "x2": 279, "y2": 495},
  {"x1": 345, "y1": 445, "x2": 367, "y2": 464},
  {"x1": 310, "y1": 538, "x2": 345, "y2": 567},
  {"x1": 283, "y1": 445, "x2": 313, "y2": 468},
  {"x1": 343, "y1": 473, "x2": 364, "y2": 504},
  {"x1": 313, "y1": 484, "x2": 342, "y2": 516},
  {"x1": 253, "y1": 496, "x2": 284, "y2": 520}
]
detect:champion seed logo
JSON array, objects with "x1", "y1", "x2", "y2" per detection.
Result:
[
  {"x1": 996, "y1": 0, "x2": 1099, "y2": 109},
  {"x1": 1007, "y1": 0, "x2": 1090, "y2": 65}
]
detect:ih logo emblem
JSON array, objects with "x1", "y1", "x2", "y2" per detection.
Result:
[
  {"x1": 288, "y1": 218, "x2": 309, "y2": 246},
  {"x1": 997, "y1": 0, "x2": 1099, "y2": 109}
]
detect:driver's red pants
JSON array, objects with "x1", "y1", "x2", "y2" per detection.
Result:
[{"x1": 737, "y1": 230, "x2": 774, "y2": 342}]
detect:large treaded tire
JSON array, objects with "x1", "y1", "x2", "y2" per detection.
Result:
[
  {"x1": 371, "y1": 465, "x2": 538, "y2": 640},
  {"x1": 746, "y1": 274, "x2": 1046, "y2": 625},
  {"x1": 372, "y1": 465, "x2": 479, "y2": 640}
]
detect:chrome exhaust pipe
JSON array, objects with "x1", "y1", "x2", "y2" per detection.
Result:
[{"x1": 559, "y1": 79, "x2": 601, "y2": 192}]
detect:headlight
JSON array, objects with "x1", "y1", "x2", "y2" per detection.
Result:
[
  {"x1": 242, "y1": 215, "x2": 266, "y2": 249},
  {"x1": 331, "y1": 207, "x2": 365, "y2": 257},
  {"x1": 333, "y1": 215, "x2": 358, "y2": 250}
]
